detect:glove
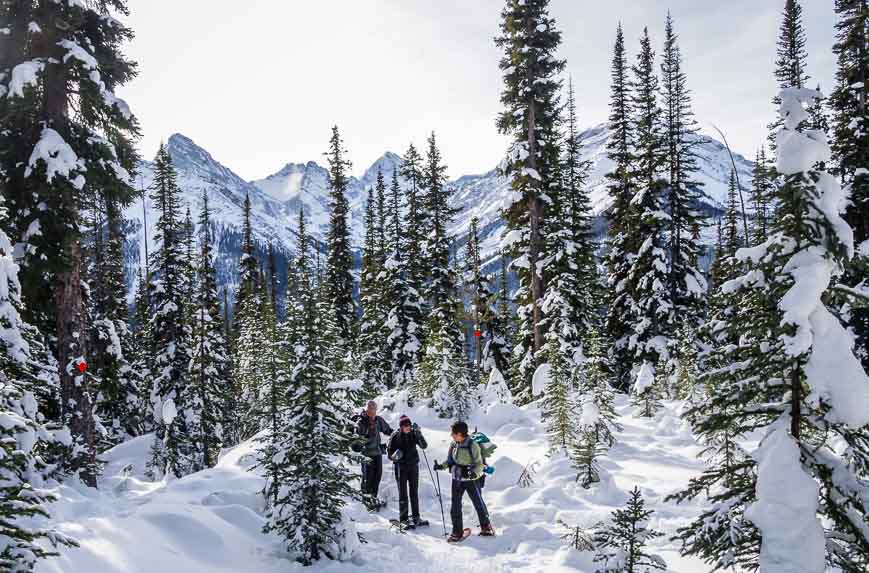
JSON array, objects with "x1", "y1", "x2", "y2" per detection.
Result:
[
  {"x1": 411, "y1": 423, "x2": 420, "y2": 431},
  {"x1": 433, "y1": 460, "x2": 444, "y2": 471}
]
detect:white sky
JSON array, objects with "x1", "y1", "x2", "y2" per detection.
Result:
[{"x1": 120, "y1": 0, "x2": 836, "y2": 181}]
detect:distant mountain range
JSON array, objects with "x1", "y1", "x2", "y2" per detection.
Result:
[{"x1": 123, "y1": 126, "x2": 754, "y2": 302}]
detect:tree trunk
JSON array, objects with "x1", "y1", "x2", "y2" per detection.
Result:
[
  {"x1": 41, "y1": 16, "x2": 99, "y2": 488},
  {"x1": 526, "y1": 16, "x2": 543, "y2": 358}
]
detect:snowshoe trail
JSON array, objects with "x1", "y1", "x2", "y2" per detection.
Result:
[{"x1": 37, "y1": 395, "x2": 711, "y2": 572}]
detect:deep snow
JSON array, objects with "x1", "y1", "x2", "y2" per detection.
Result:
[{"x1": 36, "y1": 395, "x2": 712, "y2": 573}]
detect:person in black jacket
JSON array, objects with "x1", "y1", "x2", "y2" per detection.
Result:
[
  {"x1": 355, "y1": 401, "x2": 393, "y2": 510},
  {"x1": 387, "y1": 415, "x2": 429, "y2": 527}
]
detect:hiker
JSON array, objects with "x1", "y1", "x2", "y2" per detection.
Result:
[
  {"x1": 434, "y1": 421, "x2": 495, "y2": 541},
  {"x1": 354, "y1": 400, "x2": 393, "y2": 509},
  {"x1": 387, "y1": 415, "x2": 429, "y2": 528}
]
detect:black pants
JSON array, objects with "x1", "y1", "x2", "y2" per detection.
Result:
[
  {"x1": 361, "y1": 455, "x2": 383, "y2": 498},
  {"x1": 450, "y1": 478, "x2": 490, "y2": 535},
  {"x1": 394, "y1": 463, "x2": 420, "y2": 521}
]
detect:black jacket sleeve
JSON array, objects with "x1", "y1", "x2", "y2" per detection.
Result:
[
  {"x1": 386, "y1": 432, "x2": 399, "y2": 458},
  {"x1": 415, "y1": 430, "x2": 428, "y2": 450},
  {"x1": 379, "y1": 417, "x2": 394, "y2": 436}
]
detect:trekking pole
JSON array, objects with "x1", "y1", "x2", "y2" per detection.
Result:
[{"x1": 421, "y1": 448, "x2": 447, "y2": 537}]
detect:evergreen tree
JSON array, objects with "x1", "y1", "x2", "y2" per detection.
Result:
[
  {"x1": 383, "y1": 168, "x2": 422, "y2": 388},
  {"x1": 562, "y1": 76, "x2": 599, "y2": 340},
  {"x1": 90, "y1": 195, "x2": 139, "y2": 448},
  {"x1": 830, "y1": 0, "x2": 869, "y2": 373},
  {"x1": 129, "y1": 267, "x2": 154, "y2": 434},
  {"x1": 324, "y1": 126, "x2": 357, "y2": 348},
  {"x1": 768, "y1": 0, "x2": 810, "y2": 150},
  {"x1": 0, "y1": 194, "x2": 77, "y2": 570},
  {"x1": 749, "y1": 147, "x2": 774, "y2": 244},
  {"x1": 631, "y1": 361, "x2": 661, "y2": 418},
  {"x1": 593, "y1": 487, "x2": 667, "y2": 573},
  {"x1": 541, "y1": 343, "x2": 577, "y2": 453},
  {"x1": 0, "y1": 0, "x2": 140, "y2": 487},
  {"x1": 234, "y1": 192, "x2": 259, "y2": 338},
  {"x1": 660, "y1": 13, "x2": 706, "y2": 338},
  {"x1": 263, "y1": 207, "x2": 360, "y2": 565},
  {"x1": 604, "y1": 23, "x2": 639, "y2": 391},
  {"x1": 187, "y1": 191, "x2": 233, "y2": 470},
  {"x1": 359, "y1": 183, "x2": 389, "y2": 395},
  {"x1": 575, "y1": 330, "x2": 620, "y2": 449},
  {"x1": 148, "y1": 145, "x2": 195, "y2": 478},
  {"x1": 675, "y1": 89, "x2": 869, "y2": 573},
  {"x1": 399, "y1": 144, "x2": 429, "y2": 347},
  {"x1": 627, "y1": 28, "x2": 672, "y2": 374},
  {"x1": 495, "y1": 0, "x2": 566, "y2": 400}
]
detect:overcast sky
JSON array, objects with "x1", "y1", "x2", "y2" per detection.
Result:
[{"x1": 119, "y1": 0, "x2": 836, "y2": 181}]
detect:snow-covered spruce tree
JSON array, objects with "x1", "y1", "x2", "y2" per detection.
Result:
[
  {"x1": 399, "y1": 144, "x2": 429, "y2": 350},
  {"x1": 88, "y1": 195, "x2": 140, "y2": 449},
  {"x1": 576, "y1": 329, "x2": 620, "y2": 448},
  {"x1": 358, "y1": 180, "x2": 389, "y2": 395},
  {"x1": 186, "y1": 191, "x2": 233, "y2": 470},
  {"x1": 541, "y1": 341, "x2": 577, "y2": 454},
  {"x1": 626, "y1": 28, "x2": 672, "y2": 374},
  {"x1": 631, "y1": 361, "x2": 661, "y2": 418},
  {"x1": 485, "y1": 253, "x2": 514, "y2": 386},
  {"x1": 147, "y1": 145, "x2": 196, "y2": 478},
  {"x1": 0, "y1": 194, "x2": 77, "y2": 570},
  {"x1": 749, "y1": 147, "x2": 774, "y2": 244},
  {"x1": 495, "y1": 0, "x2": 565, "y2": 401},
  {"x1": 0, "y1": 0, "x2": 140, "y2": 487},
  {"x1": 324, "y1": 126, "x2": 358, "y2": 350},
  {"x1": 562, "y1": 76, "x2": 600, "y2": 341},
  {"x1": 465, "y1": 216, "x2": 487, "y2": 381},
  {"x1": 676, "y1": 89, "x2": 869, "y2": 573},
  {"x1": 465, "y1": 219, "x2": 513, "y2": 389},
  {"x1": 593, "y1": 486, "x2": 667, "y2": 573},
  {"x1": 129, "y1": 268, "x2": 154, "y2": 434},
  {"x1": 422, "y1": 132, "x2": 457, "y2": 316},
  {"x1": 768, "y1": 0, "x2": 811, "y2": 152},
  {"x1": 668, "y1": 176, "x2": 758, "y2": 573},
  {"x1": 382, "y1": 168, "x2": 421, "y2": 388},
  {"x1": 572, "y1": 329, "x2": 619, "y2": 488},
  {"x1": 604, "y1": 23, "x2": 639, "y2": 391},
  {"x1": 233, "y1": 191, "x2": 259, "y2": 339},
  {"x1": 415, "y1": 136, "x2": 470, "y2": 417},
  {"x1": 660, "y1": 13, "x2": 707, "y2": 341},
  {"x1": 540, "y1": 130, "x2": 582, "y2": 372},
  {"x1": 263, "y1": 210, "x2": 360, "y2": 566},
  {"x1": 672, "y1": 323, "x2": 699, "y2": 403},
  {"x1": 830, "y1": 0, "x2": 869, "y2": 373}
]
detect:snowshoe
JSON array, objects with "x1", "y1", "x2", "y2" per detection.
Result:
[
  {"x1": 447, "y1": 528, "x2": 472, "y2": 543},
  {"x1": 411, "y1": 518, "x2": 430, "y2": 528},
  {"x1": 367, "y1": 499, "x2": 387, "y2": 513},
  {"x1": 479, "y1": 524, "x2": 496, "y2": 537},
  {"x1": 389, "y1": 519, "x2": 415, "y2": 532}
]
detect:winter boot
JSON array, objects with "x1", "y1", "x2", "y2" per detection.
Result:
[
  {"x1": 411, "y1": 517, "x2": 429, "y2": 527},
  {"x1": 479, "y1": 524, "x2": 496, "y2": 537}
]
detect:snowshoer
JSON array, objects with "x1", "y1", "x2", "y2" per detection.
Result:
[
  {"x1": 434, "y1": 421, "x2": 495, "y2": 541},
  {"x1": 355, "y1": 400, "x2": 393, "y2": 509},
  {"x1": 387, "y1": 415, "x2": 429, "y2": 528}
]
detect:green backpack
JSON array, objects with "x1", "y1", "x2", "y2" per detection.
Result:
[{"x1": 471, "y1": 431, "x2": 497, "y2": 465}]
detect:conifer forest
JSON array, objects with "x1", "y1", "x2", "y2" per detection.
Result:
[{"x1": 0, "y1": 1, "x2": 868, "y2": 572}]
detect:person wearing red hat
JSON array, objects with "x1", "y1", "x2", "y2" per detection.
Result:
[{"x1": 387, "y1": 415, "x2": 428, "y2": 528}]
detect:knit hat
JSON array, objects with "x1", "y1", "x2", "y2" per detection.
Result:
[{"x1": 399, "y1": 415, "x2": 412, "y2": 427}]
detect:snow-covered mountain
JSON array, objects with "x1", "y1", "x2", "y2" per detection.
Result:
[{"x1": 124, "y1": 125, "x2": 754, "y2": 299}]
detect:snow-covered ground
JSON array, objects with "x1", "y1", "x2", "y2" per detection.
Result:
[{"x1": 36, "y1": 396, "x2": 711, "y2": 573}]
